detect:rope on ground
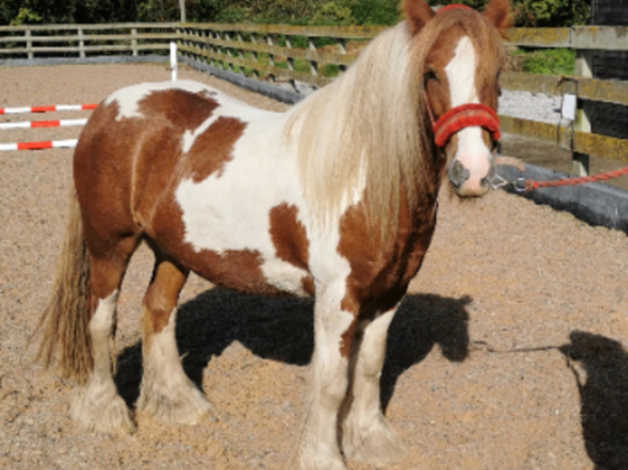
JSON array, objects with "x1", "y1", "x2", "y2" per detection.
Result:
[
  {"x1": 494, "y1": 155, "x2": 628, "y2": 193},
  {"x1": 517, "y1": 167, "x2": 628, "y2": 192}
]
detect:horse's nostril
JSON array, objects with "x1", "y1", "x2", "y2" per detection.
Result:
[{"x1": 448, "y1": 160, "x2": 470, "y2": 188}]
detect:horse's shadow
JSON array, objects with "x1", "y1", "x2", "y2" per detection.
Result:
[
  {"x1": 559, "y1": 331, "x2": 628, "y2": 470},
  {"x1": 114, "y1": 287, "x2": 471, "y2": 412}
]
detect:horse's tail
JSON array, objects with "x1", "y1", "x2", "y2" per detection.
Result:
[{"x1": 37, "y1": 189, "x2": 93, "y2": 384}]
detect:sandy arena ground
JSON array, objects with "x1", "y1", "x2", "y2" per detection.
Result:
[{"x1": 0, "y1": 63, "x2": 627, "y2": 470}]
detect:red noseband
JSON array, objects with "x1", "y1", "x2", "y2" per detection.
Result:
[{"x1": 432, "y1": 103, "x2": 501, "y2": 148}]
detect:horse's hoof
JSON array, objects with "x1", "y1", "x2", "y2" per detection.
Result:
[
  {"x1": 299, "y1": 443, "x2": 348, "y2": 470},
  {"x1": 71, "y1": 386, "x2": 136, "y2": 435},
  {"x1": 342, "y1": 414, "x2": 406, "y2": 464},
  {"x1": 136, "y1": 377, "x2": 215, "y2": 425}
]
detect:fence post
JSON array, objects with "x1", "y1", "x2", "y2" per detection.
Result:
[
  {"x1": 78, "y1": 27, "x2": 86, "y2": 59},
  {"x1": 572, "y1": 48, "x2": 593, "y2": 175},
  {"x1": 25, "y1": 28, "x2": 33, "y2": 60},
  {"x1": 170, "y1": 41, "x2": 178, "y2": 81},
  {"x1": 131, "y1": 27, "x2": 138, "y2": 57}
]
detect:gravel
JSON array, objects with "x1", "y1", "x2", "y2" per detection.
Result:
[
  {"x1": 1, "y1": 63, "x2": 626, "y2": 470},
  {"x1": 499, "y1": 90, "x2": 563, "y2": 124}
]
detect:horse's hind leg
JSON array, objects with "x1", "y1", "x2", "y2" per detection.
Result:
[
  {"x1": 342, "y1": 306, "x2": 405, "y2": 464},
  {"x1": 136, "y1": 256, "x2": 213, "y2": 425},
  {"x1": 71, "y1": 237, "x2": 138, "y2": 434}
]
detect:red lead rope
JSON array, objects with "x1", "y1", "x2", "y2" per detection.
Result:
[{"x1": 519, "y1": 167, "x2": 628, "y2": 192}]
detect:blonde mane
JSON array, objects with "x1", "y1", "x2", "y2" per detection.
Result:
[
  {"x1": 285, "y1": 22, "x2": 429, "y2": 233},
  {"x1": 284, "y1": 11, "x2": 502, "y2": 234}
]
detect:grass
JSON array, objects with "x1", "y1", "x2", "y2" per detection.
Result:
[{"x1": 512, "y1": 48, "x2": 575, "y2": 75}]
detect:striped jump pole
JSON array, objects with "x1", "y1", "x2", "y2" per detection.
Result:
[
  {"x1": 0, "y1": 118, "x2": 88, "y2": 130},
  {"x1": 0, "y1": 102, "x2": 96, "y2": 151},
  {"x1": 0, "y1": 103, "x2": 97, "y2": 114},
  {"x1": 0, "y1": 139, "x2": 78, "y2": 151}
]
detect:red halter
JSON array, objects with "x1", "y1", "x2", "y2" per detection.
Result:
[
  {"x1": 437, "y1": 4, "x2": 473, "y2": 14},
  {"x1": 426, "y1": 3, "x2": 502, "y2": 148}
]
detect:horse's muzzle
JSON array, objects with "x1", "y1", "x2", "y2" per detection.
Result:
[{"x1": 448, "y1": 158, "x2": 493, "y2": 197}]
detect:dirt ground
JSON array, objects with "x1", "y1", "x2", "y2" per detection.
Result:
[{"x1": 0, "y1": 63, "x2": 627, "y2": 470}]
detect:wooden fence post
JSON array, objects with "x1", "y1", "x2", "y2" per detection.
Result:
[
  {"x1": 78, "y1": 27, "x2": 86, "y2": 58},
  {"x1": 25, "y1": 28, "x2": 33, "y2": 60},
  {"x1": 131, "y1": 27, "x2": 138, "y2": 56},
  {"x1": 573, "y1": 49, "x2": 593, "y2": 175}
]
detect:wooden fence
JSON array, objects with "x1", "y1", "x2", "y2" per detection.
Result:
[
  {"x1": 0, "y1": 23, "x2": 178, "y2": 59},
  {"x1": 0, "y1": 22, "x2": 626, "y2": 170}
]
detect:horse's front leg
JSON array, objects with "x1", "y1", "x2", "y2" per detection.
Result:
[
  {"x1": 300, "y1": 281, "x2": 357, "y2": 470},
  {"x1": 342, "y1": 305, "x2": 405, "y2": 464}
]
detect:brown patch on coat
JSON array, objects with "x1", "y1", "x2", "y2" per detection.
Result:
[
  {"x1": 181, "y1": 116, "x2": 247, "y2": 182},
  {"x1": 268, "y1": 203, "x2": 310, "y2": 270},
  {"x1": 301, "y1": 276, "x2": 315, "y2": 296},
  {"x1": 138, "y1": 89, "x2": 219, "y2": 131},
  {"x1": 143, "y1": 258, "x2": 188, "y2": 334},
  {"x1": 424, "y1": 26, "x2": 465, "y2": 118},
  {"x1": 336, "y1": 190, "x2": 440, "y2": 357},
  {"x1": 74, "y1": 100, "x2": 142, "y2": 257}
]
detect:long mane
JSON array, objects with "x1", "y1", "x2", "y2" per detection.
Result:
[{"x1": 284, "y1": 22, "x2": 431, "y2": 233}]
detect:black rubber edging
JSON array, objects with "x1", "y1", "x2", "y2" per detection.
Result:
[
  {"x1": 180, "y1": 55, "x2": 303, "y2": 105},
  {"x1": 497, "y1": 163, "x2": 628, "y2": 235}
]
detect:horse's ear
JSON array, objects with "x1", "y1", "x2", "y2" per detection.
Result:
[
  {"x1": 403, "y1": 0, "x2": 435, "y2": 36},
  {"x1": 483, "y1": 0, "x2": 512, "y2": 36}
]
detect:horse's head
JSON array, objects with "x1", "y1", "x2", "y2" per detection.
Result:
[{"x1": 405, "y1": 0, "x2": 511, "y2": 197}]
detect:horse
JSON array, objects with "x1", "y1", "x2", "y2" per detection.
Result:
[{"x1": 37, "y1": 1, "x2": 511, "y2": 468}]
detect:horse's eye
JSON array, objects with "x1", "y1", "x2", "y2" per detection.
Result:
[{"x1": 424, "y1": 69, "x2": 438, "y2": 86}]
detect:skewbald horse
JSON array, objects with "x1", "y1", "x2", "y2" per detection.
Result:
[{"x1": 38, "y1": 1, "x2": 511, "y2": 468}]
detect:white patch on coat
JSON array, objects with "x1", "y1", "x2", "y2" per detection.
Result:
[
  {"x1": 88, "y1": 289, "x2": 118, "y2": 337},
  {"x1": 174, "y1": 105, "x2": 306, "y2": 295},
  {"x1": 174, "y1": 96, "x2": 358, "y2": 297},
  {"x1": 104, "y1": 80, "x2": 211, "y2": 121},
  {"x1": 444, "y1": 36, "x2": 491, "y2": 180}
]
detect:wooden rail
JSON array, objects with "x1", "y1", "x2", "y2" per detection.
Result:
[
  {"x1": 0, "y1": 23, "x2": 177, "y2": 59},
  {"x1": 0, "y1": 22, "x2": 626, "y2": 167}
]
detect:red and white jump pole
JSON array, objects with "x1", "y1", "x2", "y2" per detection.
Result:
[
  {"x1": 0, "y1": 103, "x2": 97, "y2": 115},
  {"x1": 0, "y1": 139, "x2": 78, "y2": 151},
  {"x1": 0, "y1": 101, "x2": 98, "y2": 151},
  {"x1": 0, "y1": 118, "x2": 88, "y2": 130}
]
